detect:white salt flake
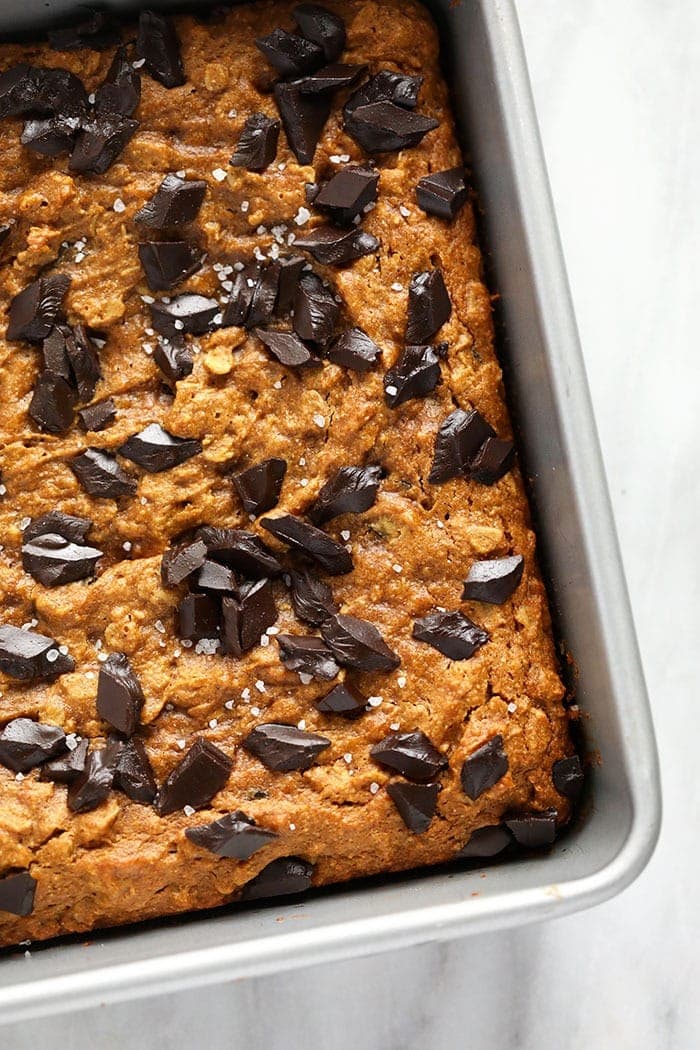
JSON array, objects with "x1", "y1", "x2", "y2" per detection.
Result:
[
  {"x1": 113, "y1": 197, "x2": 126, "y2": 213},
  {"x1": 74, "y1": 252, "x2": 85, "y2": 263},
  {"x1": 15, "y1": 772, "x2": 24, "y2": 782},
  {"x1": 385, "y1": 384, "x2": 398, "y2": 396},
  {"x1": 45, "y1": 649, "x2": 59, "y2": 663},
  {"x1": 507, "y1": 702, "x2": 518, "y2": 714},
  {"x1": 227, "y1": 108, "x2": 238, "y2": 118},
  {"x1": 391, "y1": 282, "x2": 403, "y2": 292},
  {"x1": 436, "y1": 520, "x2": 445, "y2": 529},
  {"x1": 224, "y1": 699, "x2": 235, "y2": 710},
  {"x1": 177, "y1": 739, "x2": 187, "y2": 750},
  {"x1": 175, "y1": 169, "x2": 186, "y2": 178},
  {"x1": 367, "y1": 695, "x2": 383, "y2": 708},
  {"x1": 241, "y1": 200, "x2": 250, "y2": 213},
  {"x1": 241, "y1": 687, "x2": 251, "y2": 700},
  {"x1": 389, "y1": 722, "x2": 400, "y2": 731},
  {"x1": 266, "y1": 625, "x2": 279, "y2": 635},
  {"x1": 260, "y1": 634, "x2": 270, "y2": 647},
  {"x1": 397, "y1": 675, "x2": 407, "y2": 688},
  {"x1": 343, "y1": 753, "x2": 352, "y2": 764},
  {"x1": 195, "y1": 638, "x2": 219, "y2": 655},
  {"x1": 399, "y1": 205, "x2": 410, "y2": 218},
  {"x1": 132, "y1": 58, "x2": 146, "y2": 69},
  {"x1": 123, "y1": 541, "x2": 132, "y2": 552},
  {"x1": 297, "y1": 719, "x2": 306, "y2": 730},
  {"x1": 250, "y1": 705, "x2": 261, "y2": 717},
  {"x1": 209, "y1": 719, "x2": 218, "y2": 729},
  {"x1": 340, "y1": 529, "x2": 350, "y2": 541},
  {"x1": 369, "y1": 782, "x2": 380, "y2": 795},
  {"x1": 212, "y1": 167, "x2": 228, "y2": 182},
  {"x1": 289, "y1": 822, "x2": 296, "y2": 831},
  {"x1": 298, "y1": 672, "x2": 313, "y2": 685},
  {"x1": 183, "y1": 805, "x2": 195, "y2": 817},
  {"x1": 173, "y1": 319, "x2": 185, "y2": 331},
  {"x1": 65, "y1": 734, "x2": 79, "y2": 751},
  {"x1": 300, "y1": 478, "x2": 308, "y2": 487},
  {"x1": 20, "y1": 517, "x2": 31, "y2": 530},
  {"x1": 294, "y1": 206, "x2": 311, "y2": 226},
  {"x1": 254, "y1": 679, "x2": 266, "y2": 693},
  {"x1": 392, "y1": 564, "x2": 403, "y2": 574},
  {"x1": 273, "y1": 380, "x2": 282, "y2": 389},
  {"x1": 312, "y1": 413, "x2": 325, "y2": 428}
]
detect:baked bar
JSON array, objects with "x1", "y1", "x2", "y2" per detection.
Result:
[{"x1": 0, "y1": 0, "x2": 581, "y2": 947}]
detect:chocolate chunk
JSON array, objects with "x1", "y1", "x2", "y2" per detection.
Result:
[
  {"x1": 48, "y1": 10, "x2": 120, "y2": 51},
  {"x1": 249, "y1": 265, "x2": 284, "y2": 328},
  {"x1": 261, "y1": 514, "x2": 353, "y2": 575},
  {"x1": 406, "y1": 270, "x2": 451, "y2": 344},
  {"x1": 345, "y1": 70, "x2": 423, "y2": 113},
  {"x1": 289, "y1": 568, "x2": 338, "y2": 625},
  {"x1": 504, "y1": 810, "x2": 558, "y2": 848},
  {"x1": 314, "y1": 681, "x2": 365, "y2": 719},
  {"x1": 0, "y1": 872, "x2": 36, "y2": 917},
  {"x1": 40, "y1": 325, "x2": 72, "y2": 383},
  {"x1": 243, "y1": 723, "x2": 330, "y2": 772},
  {"x1": 0, "y1": 624, "x2": 74, "y2": 680},
  {"x1": 39, "y1": 738, "x2": 89, "y2": 784},
  {"x1": 314, "y1": 166, "x2": 379, "y2": 225},
  {"x1": 552, "y1": 755, "x2": 584, "y2": 802},
  {"x1": 22, "y1": 531, "x2": 103, "y2": 586},
  {"x1": 429, "y1": 407, "x2": 495, "y2": 483},
  {"x1": 221, "y1": 264, "x2": 259, "y2": 329},
  {"x1": 321, "y1": 613, "x2": 400, "y2": 672},
  {"x1": 0, "y1": 64, "x2": 38, "y2": 119},
  {"x1": 326, "y1": 327, "x2": 381, "y2": 372},
  {"x1": 78, "y1": 398, "x2": 116, "y2": 432},
  {"x1": 277, "y1": 634, "x2": 340, "y2": 681},
  {"x1": 461, "y1": 735, "x2": 509, "y2": 800},
  {"x1": 256, "y1": 28, "x2": 324, "y2": 79},
  {"x1": 0, "y1": 64, "x2": 86, "y2": 120},
  {"x1": 221, "y1": 578, "x2": 278, "y2": 656},
  {"x1": 23, "y1": 510, "x2": 90, "y2": 544},
  {"x1": 119, "y1": 423, "x2": 201, "y2": 472},
  {"x1": 387, "y1": 781, "x2": 439, "y2": 834},
  {"x1": 298, "y1": 63, "x2": 367, "y2": 95},
  {"x1": 68, "y1": 741, "x2": 120, "y2": 813},
  {"x1": 197, "y1": 527, "x2": 282, "y2": 577},
  {"x1": 462, "y1": 555, "x2": 525, "y2": 605},
  {"x1": 138, "y1": 242, "x2": 205, "y2": 292},
  {"x1": 0, "y1": 223, "x2": 11, "y2": 246},
  {"x1": 293, "y1": 272, "x2": 339, "y2": 343},
  {"x1": 113, "y1": 737, "x2": 157, "y2": 804},
  {"x1": 232, "y1": 458, "x2": 287, "y2": 516},
  {"x1": 65, "y1": 324, "x2": 102, "y2": 401},
  {"x1": 69, "y1": 113, "x2": 139, "y2": 175},
  {"x1": 95, "y1": 46, "x2": 141, "y2": 117},
  {"x1": 186, "y1": 810, "x2": 278, "y2": 859},
  {"x1": 230, "y1": 112, "x2": 280, "y2": 173},
  {"x1": 21, "y1": 114, "x2": 80, "y2": 156},
  {"x1": 241, "y1": 855, "x2": 314, "y2": 900},
  {"x1": 96, "y1": 652, "x2": 144, "y2": 737},
  {"x1": 416, "y1": 167, "x2": 468, "y2": 221},
  {"x1": 149, "y1": 294, "x2": 219, "y2": 338},
  {"x1": 370, "y1": 730, "x2": 447, "y2": 783},
  {"x1": 28, "y1": 371, "x2": 76, "y2": 435},
  {"x1": 136, "y1": 10, "x2": 186, "y2": 89},
  {"x1": 310, "y1": 464, "x2": 382, "y2": 524},
  {"x1": 0, "y1": 718, "x2": 66, "y2": 772},
  {"x1": 457, "y1": 824, "x2": 512, "y2": 859},
  {"x1": 294, "y1": 226, "x2": 379, "y2": 266},
  {"x1": 344, "y1": 101, "x2": 438, "y2": 154},
  {"x1": 194, "y1": 559, "x2": 238, "y2": 596},
  {"x1": 161, "y1": 539, "x2": 207, "y2": 586},
  {"x1": 255, "y1": 328, "x2": 320, "y2": 369},
  {"x1": 469, "y1": 437, "x2": 516, "y2": 485},
  {"x1": 412, "y1": 610, "x2": 489, "y2": 661},
  {"x1": 293, "y1": 4, "x2": 346, "y2": 63},
  {"x1": 274, "y1": 82, "x2": 331, "y2": 165},
  {"x1": 178, "y1": 594, "x2": 220, "y2": 642},
  {"x1": 135, "y1": 174, "x2": 206, "y2": 228},
  {"x1": 384, "y1": 344, "x2": 442, "y2": 407},
  {"x1": 70, "y1": 448, "x2": 137, "y2": 498},
  {"x1": 7, "y1": 274, "x2": 70, "y2": 342},
  {"x1": 275, "y1": 256, "x2": 306, "y2": 313},
  {"x1": 157, "y1": 737, "x2": 232, "y2": 815},
  {"x1": 153, "y1": 338, "x2": 194, "y2": 384}
]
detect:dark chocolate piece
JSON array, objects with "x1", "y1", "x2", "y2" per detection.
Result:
[
  {"x1": 68, "y1": 112, "x2": 139, "y2": 175},
  {"x1": 326, "y1": 327, "x2": 381, "y2": 372},
  {"x1": 255, "y1": 328, "x2": 320, "y2": 369},
  {"x1": 469, "y1": 437, "x2": 516, "y2": 485},
  {"x1": 412, "y1": 610, "x2": 489, "y2": 661},
  {"x1": 230, "y1": 112, "x2": 280, "y2": 173},
  {"x1": 248, "y1": 266, "x2": 282, "y2": 329},
  {"x1": 48, "y1": 10, "x2": 120, "y2": 51},
  {"x1": 0, "y1": 64, "x2": 87, "y2": 120},
  {"x1": 221, "y1": 264, "x2": 259, "y2": 329},
  {"x1": 504, "y1": 810, "x2": 558, "y2": 848},
  {"x1": 197, "y1": 527, "x2": 282, "y2": 577},
  {"x1": 370, "y1": 731, "x2": 447, "y2": 783},
  {"x1": 293, "y1": 3, "x2": 346, "y2": 63},
  {"x1": 138, "y1": 241, "x2": 205, "y2": 292},
  {"x1": 0, "y1": 64, "x2": 39, "y2": 119},
  {"x1": 0, "y1": 624, "x2": 74, "y2": 680},
  {"x1": 113, "y1": 737, "x2": 157, "y2": 803},
  {"x1": 153, "y1": 338, "x2": 193, "y2": 384},
  {"x1": 149, "y1": 294, "x2": 219, "y2": 338},
  {"x1": 461, "y1": 735, "x2": 509, "y2": 801},
  {"x1": 221, "y1": 578, "x2": 278, "y2": 656},
  {"x1": 136, "y1": 10, "x2": 186, "y2": 89},
  {"x1": 95, "y1": 46, "x2": 141, "y2": 117},
  {"x1": 386, "y1": 781, "x2": 439, "y2": 834},
  {"x1": 67, "y1": 741, "x2": 120, "y2": 813},
  {"x1": 243, "y1": 723, "x2": 331, "y2": 772},
  {"x1": 65, "y1": 324, "x2": 102, "y2": 402},
  {"x1": 345, "y1": 70, "x2": 423, "y2": 113},
  {"x1": 78, "y1": 397, "x2": 116, "y2": 432},
  {"x1": 289, "y1": 568, "x2": 338, "y2": 625},
  {"x1": 96, "y1": 652, "x2": 145, "y2": 737},
  {"x1": 275, "y1": 256, "x2": 306, "y2": 313},
  {"x1": 0, "y1": 718, "x2": 66, "y2": 772},
  {"x1": 119, "y1": 423, "x2": 201, "y2": 472},
  {"x1": 274, "y1": 82, "x2": 331, "y2": 166},
  {"x1": 298, "y1": 63, "x2": 366, "y2": 95},
  {"x1": 23, "y1": 510, "x2": 90, "y2": 544},
  {"x1": 462, "y1": 555, "x2": 525, "y2": 605},
  {"x1": 294, "y1": 225, "x2": 379, "y2": 266},
  {"x1": 552, "y1": 755, "x2": 584, "y2": 802},
  {"x1": 314, "y1": 681, "x2": 366, "y2": 718},
  {"x1": 429, "y1": 407, "x2": 495, "y2": 483},
  {"x1": 241, "y1": 855, "x2": 314, "y2": 900},
  {"x1": 277, "y1": 633, "x2": 340, "y2": 681},
  {"x1": 40, "y1": 325, "x2": 72, "y2": 383},
  {"x1": 28, "y1": 371, "x2": 76, "y2": 435},
  {"x1": 178, "y1": 594, "x2": 221, "y2": 642},
  {"x1": 457, "y1": 824, "x2": 512, "y2": 859},
  {"x1": 7, "y1": 274, "x2": 70, "y2": 342},
  {"x1": 194, "y1": 559, "x2": 238, "y2": 596},
  {"x1": 310, "y1": 464, "x2": 382, "y2": 524},
  {"x1": 0, "y1": 223, "x2": 12, "y2": 246},
  {"x1": 384, "y1": 344, "x2": 442, "y2": 407},
  {"x1": 70, "y1": 448, "x2": 137, "y2": 498},
  {"x1": 256, "y1": 28, "x2": 324, "y2": 79},
  {"x1": 314, "y1": 166, "x2": 379, "y2": 225},
  {"x1": 293, "y1": 272, "x2": 339, "y2": 343},
  {"x1": 135, "y1": 174, "x2": 206, "y2": 228},
  {"x1": 321, "y1": 613, "x2": 400, "y2": 672},
  {"x1": 232, "y1": 458, "x2": 287, "y2": 516},
  {"x1": 406, "y1": 269, "x2": 451, "y2": 344},
  {"x1": 186, "y1": 810, "x2": 278, "y2": 859},
  {"x1": 22, "y1": 531, "x2": 102, "y2": 587},
  {"x1": 21, "y1": 114, "x2": 80, "y2": 157},
  {"x1": 416, "y1": 167, "x2": 468, "y2": 221},
  {"x1": 161, "y1": 539, "x2": 208, "y2": 587},
  {"x1": 39, "y1": 738, "x2": 89, "y2": 784},
  {"x1": 157, "y1": 738, "x2": 232, "y2": 815},
  {"x1": 261, "y1": 514, "x2": 353, "y2": 575},
  {"x1": 344, "y1": 101, "x2": 438, "y2": 154},
  {"x1": 0, "y1": 872, "x2": 36, "y2": 917}
]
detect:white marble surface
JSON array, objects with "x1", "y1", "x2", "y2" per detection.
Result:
[{"x1": 7, "y1": 3, "x2": 699, "y2": 1046}]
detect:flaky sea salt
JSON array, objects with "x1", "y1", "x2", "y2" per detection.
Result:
[
  {"x1": 312, "y1": 413, "x2": 325, "y2": 428},
  {"x1": 113, "y1": 197, "x2": 126, "y2": 213},
  {"x1": 369, "y1": 782, "x2": 380, "y2": 795},
  {"x1": 212, "y1": 167, "x2": 227, "y2": 182}
]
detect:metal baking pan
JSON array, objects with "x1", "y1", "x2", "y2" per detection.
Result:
[{"x1": 0, "y1": 0, "x2": 661, "y2": 1029}]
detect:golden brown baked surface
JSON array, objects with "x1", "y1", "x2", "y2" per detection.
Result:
[{"x1": 0, "y1": 0, "x2": 575, "y2": 948}]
